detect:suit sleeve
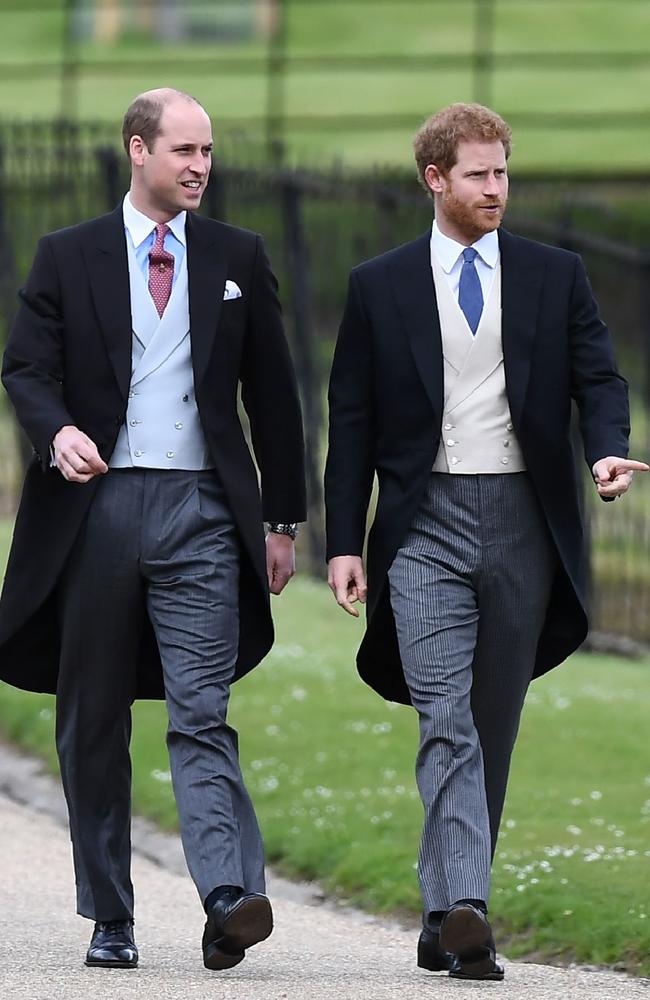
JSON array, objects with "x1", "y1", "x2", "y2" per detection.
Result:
[
  {"x1": 324, "y1": 269, "x2": 376, "y2": 560},
  {"x1": 2, "y1": 236, "x2": 75, "y2": 468},
  {"x1": 568, "y1": 255, "x2": 630, "y2": 471},
  {"x1": 240, "y1": 235, "x2": 307, "y2": 523}
]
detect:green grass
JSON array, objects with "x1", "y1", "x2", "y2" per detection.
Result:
[
  {"x1": 0, "y1": 1, "x2": 649, "y2": 171},
  {"x1": 0, "y1": 517, "x2": 648, "y2": 974}
]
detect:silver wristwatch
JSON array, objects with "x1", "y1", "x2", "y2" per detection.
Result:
[{"x1": 267, "y1": 522, "x2": 298, "y2": 540}]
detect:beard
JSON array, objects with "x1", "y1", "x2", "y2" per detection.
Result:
[{"x1": 441, "y1": 186, "x2": 506, "y2": 242}]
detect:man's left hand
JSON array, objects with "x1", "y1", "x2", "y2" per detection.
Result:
[
  {"x1": 592, "y1": 456, "x2": 649, "y2": 498},
  {"x1": 266, "y1": 532, "x2": 296, "y2": 594}
]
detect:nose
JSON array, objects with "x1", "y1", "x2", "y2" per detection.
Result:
[
  {"x1": 483, "y1": 172, "x2": 503, "y2": 197},
  {"x1": 190, "y1": 153, "x2": 208, "y2": 175}
]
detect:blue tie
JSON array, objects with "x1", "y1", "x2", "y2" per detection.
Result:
[{"x1": 458, "y1": 247, "x2": 483, "y2": 335}]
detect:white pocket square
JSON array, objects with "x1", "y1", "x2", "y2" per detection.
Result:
[{"x1": 223, "y1": 279, "x2": 242, "y2": 301}]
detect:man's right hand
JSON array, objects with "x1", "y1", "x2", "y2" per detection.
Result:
[
  {"x1": 53, "y1": 425, "x2": 108, "y2": 483},
  {"x1": 328, "y1": 555, "x2": 367, "y2": 618}
]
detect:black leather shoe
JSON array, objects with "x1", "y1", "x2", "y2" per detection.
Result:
[
  {"x1": 440, "y1": 903, "x2": 504, "y2": 981},
  {"x1": 417, "y1": 927, "x2": 456, "y2": 972},
  {"x1": 202, "y1": 890, "x2": 273, "y2": 970},
  {"x1": 85, "y1": 919, "x2": 138, "y2": 968}
]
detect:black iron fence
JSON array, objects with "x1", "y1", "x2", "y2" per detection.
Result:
[{"x1": 1, "y1": 121, "x2": 650, "y2": 648}]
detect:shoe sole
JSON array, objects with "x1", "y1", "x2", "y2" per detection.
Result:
[
  {"x1": 84, "y1": 959, "x2": 138, "y2": 969},
  {"x1": 440, "y1": 907, "x2": 503, "y2": 981},
  {"x1": 221, "y1": 895, "x2": 274, "y2": 951},
  {"x1": 450, "y1": 966, "x2": 504, "y2": 981}
]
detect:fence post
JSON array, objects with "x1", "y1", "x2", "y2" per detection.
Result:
[
  {"x1": 95, "y1": 145, "x2": 122, "y2": 211},
  {"x1": 0, "y1": 143, "x2": 33, "y2": 476},
  {"x1": 641, "y1": 254, "x2": 650, "y2": 452},
  {"x1": 206, "y1": 166, "x2": 227, "y2": 222},
  {"x1": 473, "y1": 0, "x2": 496, "y2": 107},
  {"x1": 265, "y1": 0, "x2": 287, "y2": 166},
  {"x1": 281, "y1": 176, "x2": 325, "y2": 573},
  {"x1": 557, "y1": 225, "x2": 595, "y2": 624},
  {"x1": 60, "y1": 0, "x2": 80, "y2": 120}
]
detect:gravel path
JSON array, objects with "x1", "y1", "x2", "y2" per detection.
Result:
[{"x1": 1, "y1": 743, "x2": 648, "y2": 1000}]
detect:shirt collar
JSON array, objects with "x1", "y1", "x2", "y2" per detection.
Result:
[
  {"x1": 123, "y1": 193, "x2": 187, "y2": 249},
  {"x1": 431, "y1": 218, "x2": 499, "y2": 273}
]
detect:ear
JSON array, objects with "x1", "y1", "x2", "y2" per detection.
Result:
[
  {"x1": 424, "y1": 163, "x2": 444, "y2": 195},
  {"x1": 129, "y1": 134, "x2": 147, "y2": 167}
]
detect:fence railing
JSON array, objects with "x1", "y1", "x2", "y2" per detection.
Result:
[
  {"x1": 1, "y1": 123, "x2": 650, "y2": 649},
  {"x1": 1, "y1": 0, "x2": 650, "y2": 167}
]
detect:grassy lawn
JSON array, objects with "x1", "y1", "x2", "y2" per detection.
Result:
[
  {"x1": 0, "y1": 1, "x2": 649, "y2": 171},
  {"x1": 0, "y1": 518, "x2": 648, "y2": 974}
]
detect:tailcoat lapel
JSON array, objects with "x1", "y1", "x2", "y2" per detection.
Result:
[
  {"x1": 499, "y1": 228, "x2": 545, "y2": 427},
  {"x1": 81, "y1": 206, "x2": 132, "y2": 401},
  {"x1": 186, "y1": 213, "x2": 228, "y2": 389},
  {"x1": 390, "y1": 233, "x2": 444, "y2": 429}
]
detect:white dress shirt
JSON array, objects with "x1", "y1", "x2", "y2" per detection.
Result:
[{"x1": 430, "y1": 219, "x2": 499, "y2": 305}]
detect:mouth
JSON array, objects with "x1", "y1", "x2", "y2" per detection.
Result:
[{"x1": 180, "y1": 180, "x2": 203, "y2": 192}]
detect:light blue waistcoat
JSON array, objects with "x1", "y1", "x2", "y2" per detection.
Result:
[{"x1": 109, "y1": 237, "x2": 214, "y2": 470}]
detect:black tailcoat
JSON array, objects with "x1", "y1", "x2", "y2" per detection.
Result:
[
  {"x1": 0, "y1": 207, "x2": 306, "y2": 698},
  {"x1": 325, "y1": 229, "x2": 629, "y2": 705}
]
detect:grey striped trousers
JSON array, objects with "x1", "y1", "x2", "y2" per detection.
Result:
[{"x1": 388, "y1": 473, "x2": 555, "y2": 915}]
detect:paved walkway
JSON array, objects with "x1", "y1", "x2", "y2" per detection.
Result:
[{"x1": 1, "y1": 744, "x2": 648, "y2": 1000}]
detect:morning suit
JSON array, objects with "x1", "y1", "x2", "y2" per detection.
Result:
[
  {"x1": 0, "y1": 203, "x2": 306, "y2": 918},
  {"x1": 325, "y1": 225, "x2": 629, "y2": 909}
]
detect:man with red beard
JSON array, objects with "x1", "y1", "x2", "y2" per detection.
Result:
[{"x1": 325, "y1": 103, "x2": 645, "y2": 981}]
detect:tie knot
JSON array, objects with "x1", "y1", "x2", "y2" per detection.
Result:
[
  {"x1": 152, "y1": 223, "x2": 171, "y2": 250},
  {"x1": 462, "y1": 247, "x2": 478, "y2": 264}
]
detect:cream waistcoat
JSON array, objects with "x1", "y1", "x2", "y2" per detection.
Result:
[{"x1": 431, "y1": 249, "x2": 526, "y2": 474}]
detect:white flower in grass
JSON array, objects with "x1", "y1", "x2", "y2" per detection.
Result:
[
  {"x1": 151, "y1": 769, "x2": 172, "y2": 783},
  {"x1": 291, "y1": 687, "x2": 307, "y2": 701},
  {"x1": 566, "y1": 825, "x2": 582, "y2": 836},
  {"x1": 569, "y1": 798, "x2": 582, "y2": 806},
  {"x1": 590, "y1": 790, "x2": 603, "y2": 800},
  {"x1": 347, "y1": 720, "x2": 368, "y2": 733}
]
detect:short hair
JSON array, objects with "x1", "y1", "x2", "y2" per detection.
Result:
[
  {"x1": 122, "y1": 88, "x2": 202, "y2": 156},
  {"x1": 413, "y1": 103, "x2": 512, "y2": 193}
]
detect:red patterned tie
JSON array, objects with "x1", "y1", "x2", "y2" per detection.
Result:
[{"x1": 148, "y1": 223, "x2": 174, "y2": 317}]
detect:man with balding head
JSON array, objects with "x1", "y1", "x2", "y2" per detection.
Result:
[{"x1": 0, "y1": 88, "x2": 305, "y2": 970}]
